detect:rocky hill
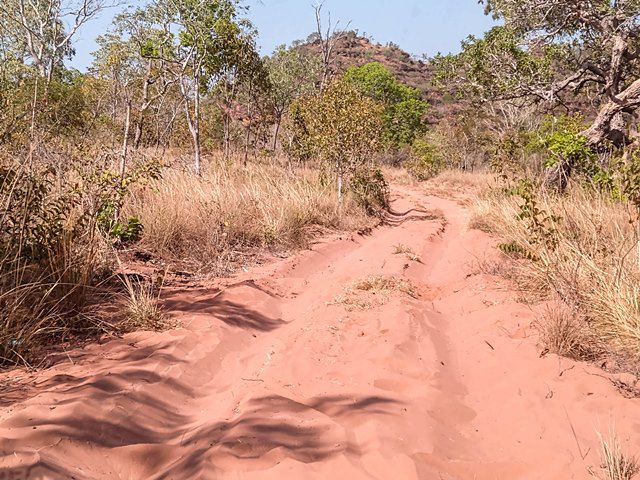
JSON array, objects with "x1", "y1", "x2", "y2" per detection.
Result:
[{"x1": 300, "y1": 31, "x2": 458, "y2": 123}]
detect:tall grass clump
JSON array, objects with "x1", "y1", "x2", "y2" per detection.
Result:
[
  {"x1": 124, "y1": 159, "x2": 371, "y2": 271},
  {"x1": 597, "y1": 431, "x2": 639, "y2": 480},
  {"x1": 473, "y1": 181, "x2": 640, "y2": 364},
  {"x1": 0, "y1": 157, "x2": 108, "y2": 366}
]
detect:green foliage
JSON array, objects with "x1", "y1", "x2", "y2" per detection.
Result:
[
  {"x1": 406, "y1": 136, "x2": 446, "y2": 180},
  {"x1": 289, "y1": 79, "x2": 384, "y2": 179},
  {"x1": 536, "y1": 115, "x2": 594, "y2": 168},
  {"x1": 507, "y1": 178, "x2": 560, "y2": 250},
  {"x1": 434, "y1": 26, "x2": 558, "y2": 104},
  {"x1": 349, "y1": 168, "x2": 389, "y2": 215},
  {"x1": 581, "y1": 151, "x2": 640, "y2": 210},
  {"x1": 266, "y1": 45, "x2": 320, "y2": 115},
  {"x1": 0, "y1": 165, "x2": 84, "y2": 263},
  {"x1": 89, "y1": 160, "x2": 161, "y2": 244},
  {"x1": 345, "y1": 62, "x2": 428, "y2": 148}
]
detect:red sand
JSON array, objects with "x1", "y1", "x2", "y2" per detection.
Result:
[{"x1": 1, "y1": 185, "x2": 639, "y2": 479}]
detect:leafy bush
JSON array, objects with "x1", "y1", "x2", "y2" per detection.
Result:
[
  {"x1": 406, "y1": 136, "x2": 445, "y2": 180},
  {"x1": 538, "y1": 115, "x2": 595, "y2": 169},
  {"x1": 288, "y1": 79, "x2": 384, "y2": 199},
  {"x1": 0, "y1": 161, "x2": 104, "y2": 365},
  {"x1": 90, "y1": 160, "x2": 161, "y2": 244},
  {"x1": 345, "y1": 62, "x2": 428, "y2": 148},
  {"x1": 349, "y1": 168, "x2": 390, "y2": 215}
]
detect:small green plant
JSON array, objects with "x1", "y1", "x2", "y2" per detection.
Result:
[
  {"x1": 90, "y1": 159, "x2": 161, "y2": 244},
  {"x1": 508, "y1": 178, "x2": 560, "y2": 250}
]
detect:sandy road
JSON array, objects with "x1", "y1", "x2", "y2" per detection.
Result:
[{"x1": 1, "y1": 183, "x2": 639, "y2": 479}]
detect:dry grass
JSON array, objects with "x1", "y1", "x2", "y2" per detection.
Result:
[
  {"x1": 393, "y1": 244, "x2": 421, "y2": 262},
  {"x1": 119, "y1": 277, "x2": 169, "y2": 332},
  {"x1": 124, "y1": 159, "x2": 370, "y2": 273},
  {"x1": 380, "y1": 165, "x2": 417, "y2": 186},
  {"x1": 334, "y1": 275, "x2": 419, "y2": 310},
  {"x1": 596, "y1": 431, "x2": 639, "y2": 480},
  {"x1": 537, "y1": 304, "x2": 599, "y2": 360},
  {"x1": 427, "y1": 170, "x2": 495, "y2": 200},
  {"x1": 473, "y1": 183, "x2": 640, "y2": 362},
  {"x1": 0, "y1": 156, "x2": 110, "y2": 367}
]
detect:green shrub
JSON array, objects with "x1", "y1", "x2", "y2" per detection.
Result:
[{"x1": 406, "y1": 136, "x2": 445, "y2": 180}]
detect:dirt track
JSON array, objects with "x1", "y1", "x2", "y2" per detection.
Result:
[{"x1": 1, "y1": 184, "x2": 639, "y2": 479}]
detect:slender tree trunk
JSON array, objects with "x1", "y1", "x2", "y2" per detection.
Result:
[
  {"x1": 28, "y1": 75, "x2": 39, "y2": 162},
  {"x1": 183, "y1": 75, "x2": 202, "y2": 176},
  {"x1": 193, "y1": 79, "x2": 201, "y2": 175},
  {"x1": 243, "y1": 122, "x2": 251, "y2": 167},
  {"x1": 134, "y1": 62, "x2": 153, "y2": 149},
  {"x1": 120, "y1": 100, "x2": 132, "y2": 180},
  {"x1": 134, "y1": 117, "x2": 144, "y2": 149},
  {"x1": 223, "y1": 114, "x2": 231, "y2": 161},
  {"x1": 272, "y1": 118, "x2": 282, "y2": 151}
]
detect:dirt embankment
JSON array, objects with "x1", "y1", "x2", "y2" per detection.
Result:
[{"x1": 1, "y1": 183, "x2": 638, "y2": 479}]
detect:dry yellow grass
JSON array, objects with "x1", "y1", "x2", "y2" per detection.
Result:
[
  {"x1": 427, "y1": 170, "x2": 495, "y2": 200},
  {"x1": 334, "y1": 275, "x2": 419, "y2": 310},
  {"x1": 120, "y1": 278, "x2": 169, "y2": 332},
  {"x1": 473, "y1": 183, "x2": 640, "y2": 363},
  {"x1": 393, "y1": 244, "x2": 421, "y2": 262},
  {"x1": 596, "y1": 431, "x2": 639, "y2": 480},
  {"x1": 124, "y1": 159, "x2": 370, "y2": 272}
]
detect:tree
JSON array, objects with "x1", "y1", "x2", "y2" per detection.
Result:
[
  {"x1": 93, "y1": 8, "x2": 177, "y2": 178},
  {"x1": 291, "y1": 79, "x2": 383, "y2": 201},
  {"x1": 147, "y1": 0, "x2": 259, "y2": 173},
  {"x1": 0, "y1": 0, "x2": 112, "y2": 86},
  {"x1": 0, "y1": 0, "x2": 112, "y2": 152},
  {"x1": 213, "y1": 21, "x2": 264, "y2": 161},
  {"x1": 264, "y1": 45, "x2": 320, "y2": 150},
  {"x1": 313, "y1": 2, "x2": 349, "y2": 91},
  {"x1": 345, "y1": 62, "x2": 428, "y2": 148},
  {"x1": 440, "y1": 1, "x2": 640, "y2": 150}
]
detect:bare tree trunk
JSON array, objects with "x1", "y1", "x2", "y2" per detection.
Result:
[
  {"x1": 28, "y1": 75, "x2": 39, "y2": 162},
  {"x1": 183, "y1": 75, "x2": 202, "y2": 176},
  {"x1": 120, "y1": 99, "x2": 132, "y2": 180},
  {"x1": 133, "y1": 118, "x2": 144, "y2": 149},
  {"x1": 314, "y1": 2, "x2": 349, "y2": 91},
  {"x1": 272, "y1": 117, "x2": 281, "y2": 151},
  {"x1": 193, "y1": 79, "x2": 201, "y2": 175},
  {"x1": 224, "y1": 114, "x2": 231, "y2": 161}
]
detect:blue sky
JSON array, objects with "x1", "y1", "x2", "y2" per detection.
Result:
[{"x1": 70, "y1": 0, "x2": 495, "y2": 70}]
